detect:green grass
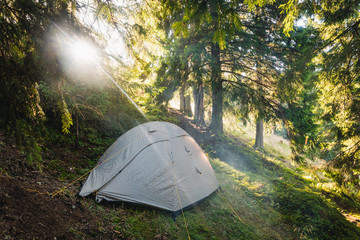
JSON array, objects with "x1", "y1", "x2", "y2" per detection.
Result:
[
  {"x1": 82, "y1": 149, "x2": 359, "y2": 239},
  {"x1": 86, "y1": 160, "x2": 292, "y2": 239},
  {"x1": 90, "y1": 136, "x2": 360, "y2": 239},
  {"x1": 59, "y1": 111, "x2": 360, "y2": 239}
]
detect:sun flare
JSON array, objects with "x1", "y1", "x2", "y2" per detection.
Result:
[
  {"x1": 69, "y1": 39, "x2": 99, "y2": 63},
  {"x1": 57, "y1": 36, "x2": 102, "y2": 84}
]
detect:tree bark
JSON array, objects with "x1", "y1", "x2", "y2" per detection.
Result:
[
  {"x1": 179, "y1": 85, "x2": 185, "y2": 112},
  {"x1": 208, "y1": 0, "x2": 223, "y2": 134},
  {"x1": 198, "y1": 83, "x2": 205, "y2": 125},
  {"x1": 193, "y1": 85, "x2": 200, "y2": 119},
  {"x1": 193, "y1": 82, "x2": 205, "y2": 125},
  {"x1": 254, "y1": 117, "x2": 264, "y2": 149},
  {"x1": 209, "y1": 42, "x2": 223, "y2": 134},
  {"x1": 185, "y1": 95, "x2": 192, "y2": 117}
]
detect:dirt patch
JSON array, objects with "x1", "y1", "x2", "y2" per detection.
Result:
[
  {"x1": 0, "y1": 133, "x2": 29, "y2": 176},
  {"x1": 0, "y1": 131, "x2": 123, "y2": 239},
  {"x1": 0, "y1": 175, "x2": 113, "y2": 239},
  {"x1": 168, "y1": 108, "x2": 213, "y2": 145}
]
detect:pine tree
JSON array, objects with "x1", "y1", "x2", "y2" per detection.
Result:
[
  {"x1": 281, "y1": 0, "x2": 360, "y2": 186},
  {"x1": 155, "y1": 0, "x2": 284, "y2": 135}
]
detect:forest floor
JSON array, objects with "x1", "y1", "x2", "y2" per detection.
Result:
[
  {"x1": 0, "y1": 132, "x2": 122, "y2": 239},
  {"x1": 1, "y1": 109, "x2": 360, "y2": 239}
]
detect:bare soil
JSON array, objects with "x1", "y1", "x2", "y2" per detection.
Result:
[
  {"x1": 167, "y1": 108, "x2": 213, "y2": 145},
  {"x1": 0, "y1": 175, "x2": 102, "y2": 239},
  {"x1": 0, "y1": 132, "x2": 121, "y2": 239}
]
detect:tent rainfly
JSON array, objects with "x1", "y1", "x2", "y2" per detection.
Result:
[{"x1": 79, "y1": 121, "x2": 219, "y2": 214}]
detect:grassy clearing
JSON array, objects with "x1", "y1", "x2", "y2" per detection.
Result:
[
  {"x1": 51, "y1": 113, "x2": 360, "y2": 239},
  {"x1": 84, "y1": 158, "x2": 295, "y2": 240},
  {"x1": 221, "y1": 118, "x2": 360, "y2": 239},
  {"x1": 82, "y1": 147, "x2": 359, "y2": 239}
]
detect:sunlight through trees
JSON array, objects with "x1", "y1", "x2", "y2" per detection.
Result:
[{"x1": 1, "y1": 0, "x2": 360, "y2": 209}]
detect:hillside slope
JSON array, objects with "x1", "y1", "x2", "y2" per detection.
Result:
[
  {"x1": 168, "y1": 108, "x2": 360, "y2": 239},
  {"x1": 0, "y1": 109, "x2": 359, "y2": 239}
]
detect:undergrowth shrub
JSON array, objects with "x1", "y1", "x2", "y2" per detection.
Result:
[
  {"x1": 271, "y1": 180, "x2": 360, "y2": 239},
  {"x1": 7, "y1": 119, "x2": 45, "y2": 170}
]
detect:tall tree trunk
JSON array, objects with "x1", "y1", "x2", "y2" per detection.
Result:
[
  {"x1": 209, "y1": 42, "x2": 223, "y2": 134},
  {"x1": 179, "y1": 65, "x2": 190, "y2": 113},
  {"x1": 192, "y1": 56, "x2": 205, "y2": 126},
  {"x1": 179, "y1": 85, "x2": 185, "y2": 112},
  {"x1": 198, "y1": 83, "x2": 205, "y2": 125},
  {"x1": 193, "y1": 85, "x2": 200, "y2": 119},
  {"x1": 208, "y1": 0, "x2": 223, "y2": 134},
  {"x1": 185, "y1": 95, "x2": 192, "y2": 117},
  {"x1": 193, "y1": 82, "x2": 205, "y2": 125},
  {"x1": 254, "y1": 117, "x2": 264, "y2": 149}
]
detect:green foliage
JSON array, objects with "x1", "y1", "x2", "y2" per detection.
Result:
[
  {"x1": 172, "y1": 21, "x2": 189, "y2": 38},
  {"x1": 26, "y1": 139, "x2": 42, "y2": 168},
  {"x1": 279, "y1": 0, "x2": 300, "y2": 36},
  {"x1": 156, "y1": 0, "x2": 291, "y2": 135},
  {"x1": 272, "y1": 180, "x2": 360, "y2": 240},
  {"x1": 58, "y1": 99, "x2": 73, "y2": 134},
  {"x1": 0, "y1": 0, "x2": 83, "y2": 169},
  {"x1": 81, "y1": 127, "x2": 113, "y2": 157},
  {"x1": 212, "y1": 28, "x2": 226, "y2": 50},
  {"x1": 45, "y1": 128, "x2": 76, "y2": 146},
  {"x1": 245, "y1": 0, "x2": 276, "y2": 11},
  {"x1": 285, "y1": 99, "x2": 318, "y2": 158},
  {"x1": 284, "y1": 1, "x2": 360, "y2": 189},
  {"x1": 3, "y1": 1, "x2": 360, "y2": 238},
  {"x1": 0, "y1": 0, "x2": 78, "y2": 126},
  {"x1": 5, "y1": 119, "x2": 45, "y2": 170}
]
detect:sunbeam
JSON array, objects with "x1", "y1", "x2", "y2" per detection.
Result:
[{"x1": 69, "y1": 39, "x2": 99, "y2": 64}]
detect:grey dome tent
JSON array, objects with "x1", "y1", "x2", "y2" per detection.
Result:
[{"x1": 79, "y1": 121, "x2": 219, "y2": 213}]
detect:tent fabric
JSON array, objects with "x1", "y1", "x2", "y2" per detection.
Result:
[{"x1": 79, "y1": 121, "x2": 219, "y2": 212}]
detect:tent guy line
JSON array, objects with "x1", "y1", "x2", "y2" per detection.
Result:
[
  {"x1": 206, "y1": 158, "x2": 246, "y2": 225},
  {"x1": 173, "y1": 161, "x2": 191, "y2": 240}
]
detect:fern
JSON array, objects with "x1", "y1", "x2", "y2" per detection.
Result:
[{"x1": 58, "y1": 99, "x2": 73, "y2": 134}]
